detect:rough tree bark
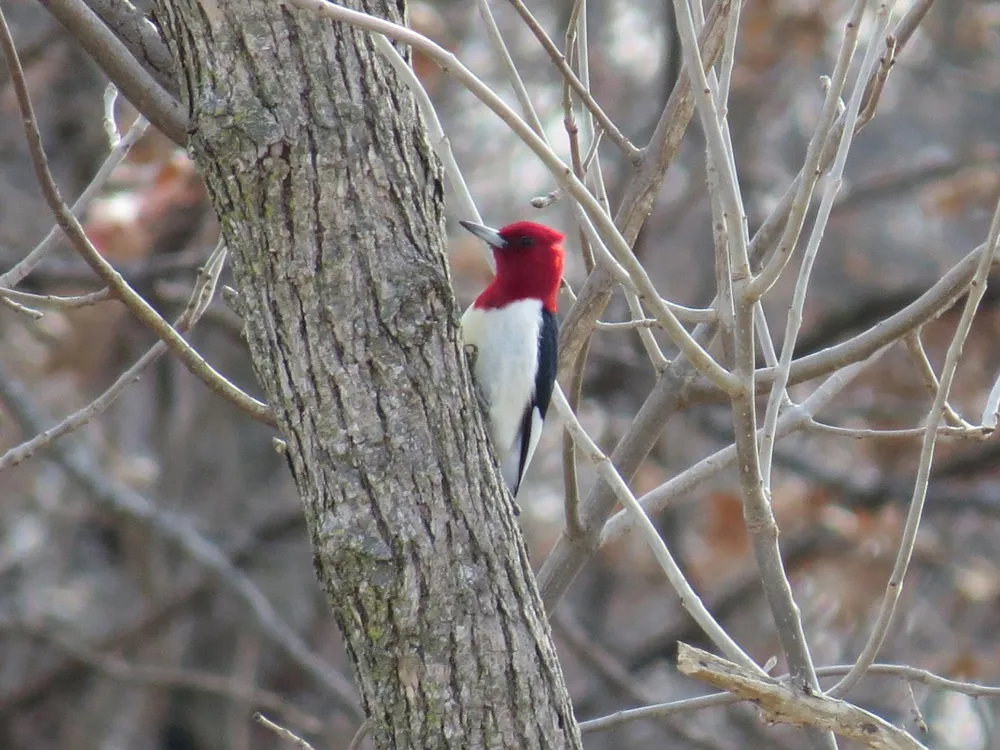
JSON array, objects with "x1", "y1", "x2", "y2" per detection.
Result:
[{"x1": 150, "y1": 1, "x2": 582, "y2": 748}]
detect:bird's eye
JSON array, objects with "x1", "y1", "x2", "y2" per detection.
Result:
[{"x1": 518, "y1": 235, "x2": 535, "y2": 247}]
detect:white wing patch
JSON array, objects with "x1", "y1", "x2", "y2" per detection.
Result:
[{"x1": 462, "y1": 299, "x2": 544, "y2": 493}]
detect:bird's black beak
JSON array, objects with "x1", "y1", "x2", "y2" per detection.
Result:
[{"x1": 459, "y1": 220, "x2": 507, "y2": 250}]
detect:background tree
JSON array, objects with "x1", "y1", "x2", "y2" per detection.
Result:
[{"x1": 2, "y1": 1, "x2": 1000, "y2": 749}]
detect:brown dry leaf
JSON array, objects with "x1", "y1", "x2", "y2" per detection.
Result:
[
  {"x1": 739, "y1": 0, "x2": 835, "y2": 81},
  {"x1": 686, "y1": 491, "x2": 750, "y2": 589},
  {"x1": 949, "y1": 649, "x2": 982, "y2": 681},
  {"x1": 808, "y1": 552, "x2": 892, "y2": 627},
  {"x1": 922, "y1": 167, "x2": 1000, "y2": 220}
]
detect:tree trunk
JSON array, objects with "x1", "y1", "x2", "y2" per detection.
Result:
[{"x1": 151, "y1": 1, "x2": 582, "y2": 747}]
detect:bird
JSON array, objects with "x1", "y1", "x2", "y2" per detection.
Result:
[{"x1": 458, "y1": 219, "x2": 565, "y2": 499}]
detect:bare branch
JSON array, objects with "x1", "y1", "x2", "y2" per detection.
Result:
[
  {"x1": 602, "y1": 347, "x2": 889, "y2": 545},
  {"x1": 2, "y1": 620, "x2": 323, "y2": 734},
  {"x1": 816, "y1": 664, "x2": 1000, "y2": 699},
  {"x1": 83, "y1": 0, "x2": 177, "y2": 93},
  {"x1": 35, "y1": 0, "x2": 186, "y2": 144},
  {"x1": 0, "y1": 243, "x2": 227, "y2": 470},
  {"x1": 857, "y1": 33, "x2": 897, "y2": 128},
  {"x1": 287, "y1": 0, "x2": 739, "y2": 396},
  {"x1": 745, "y1": 0, "x2": 867, "y2": 301},
  {"x1": 550, "y1": 385, "x2": 764, "y2": 674},
  {"x1": 0, "y1": 361, "x2": 362, "y2": 721},
  {"x1": 579, "y1": 692, "x2": 738, "y2": 734},
  {"x1": 475, "y1": 0, "x2": 545, "y2": 138},
  {"x1": 905, "y1": 331, "x2": 970, "y2": 428},
  {"x1": 829, "y1": 190, "x2": 1000, "y2": 699},
  {"x1": 505, "y1": 0, "x2": 640, "y2": 162},
  {"x1": 0, "y1": 286, "x2": 111, "y2": 310},
  {"x1": 686, "y1": 241, "x2": 991, "y2": 402},
  {"x1": 254, "y1": 713, "x2": 319, "y2": 750},
  {"x1": 678, "y1": 643, "x2": 929, "y2": 750},
  {"x1": 0, "y1": 116, "x2": 149, "y2": 291},
  {"x1": 804, "y1": 420, "x2": 990, "y2": 442},
  {"x1": 759, "y1": 1, "x2": 895, "y2": 481},
  {"x1": 0, "y1": 11, "x2": 275, "y2": 427}
]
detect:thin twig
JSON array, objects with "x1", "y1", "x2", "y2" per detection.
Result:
[
  {"x1": 560, "y1": 57, "x2": 589, "y2": 537},
  {"x1": 857, "y1": 33, "x2": 897, "y2": 128},
  {"x1": 805, "y1": 420, "x2": 989, "y2": 441},
  {"x1": 904, "y1": 331, "x2": 970, "y2": 428},
  {"x1": 102, "y1": 83, "x2": 120, "y2": 147},
  {"x1": 2, "y1": 621, "x2": 323, "y2": 733},
  {"x1": 568, "y1": 0, "x2": 612, "y2": 217},
  {"x1": 903, "y1": 679, "x2": 928, "y2": 733},
  {"x1": 594, "y1": 318, "x2": 660, "y2": 331},
  {"x1": 759, "y1": 1, "x2": 895, "y2": 482},
  {"x1": 348, "y1": 719, "x2": 372, "y2": 750},
  {"x1": 550, "y1": 384, "x2": 765, "y2": 675},
  {"x1": 254, "y1": 713, "x2": 318, "y2": 750},
  {"x1": 829, "y1": 192, "x2": 1000, "y2": 699},
  {"x1": 0, "y1": 295, "x2": 43, "y2": 319},
  {"x1": 578, "y1": 692, "x2": 736, "y2": 734},
  {"x1": 0, "y1": 364, "x2": 362, "y2": 720},
  {"x1": 475, "y1": 0, "x2": 545, "y2": 137},
  {"x1": 561, "y1": 346, "x2": 587, "y2": 539},
  {"x1": 287, "y1": 0, "x2": 741, "y2": 395},
  {"x1": 505, "y1": 0, "x2": 640, "y2": 162},
  {"x1": 0, "y1": 243, "x2": 227, "y2": 470},
  {"x1": 0, "y1": 12, "x2": 275, "y2": 428},
  {"x1": 0, "y1": 116, "x2": 148, "y2": 290},
  {"x1": 558, "y1": 0, "x2": 595, "y2": 538},
  {"x1": 745, "y1": 0, "x2": 867, "y2": 301},
  {"x1": 816, "y1": 663, "x2": 1000, "y2": 698},
  {"x1": 35, "y1": 0, "x2": 185, "y2": 144},
  {"x1": 0, "y1": 286, "x2": 112, "y2": 310}
]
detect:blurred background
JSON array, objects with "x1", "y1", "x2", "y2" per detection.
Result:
[{"x1": 1, "y1": 0, "x2": 1000, "y2": 748}]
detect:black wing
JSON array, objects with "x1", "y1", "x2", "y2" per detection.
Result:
[{"x1": 513, "y1": 309, "x2": 558, "y2": 495}]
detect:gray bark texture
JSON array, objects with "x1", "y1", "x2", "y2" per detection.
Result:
[{"x1": 150, "y1": 1, "x2": 582, "y2": 748}]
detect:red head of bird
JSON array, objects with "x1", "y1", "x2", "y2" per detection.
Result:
[{"x1": 459, "y1": 220, "x2": 565, "y2": 313}]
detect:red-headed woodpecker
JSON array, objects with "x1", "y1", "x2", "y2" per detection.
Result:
[{"x1": 459, "y1": 220, "x2": 565, "y2": 497}]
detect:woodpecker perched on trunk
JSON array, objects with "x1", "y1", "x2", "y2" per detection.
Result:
[{"x1": 459, "y1": 220, "x2": 565, "y2": 498}]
